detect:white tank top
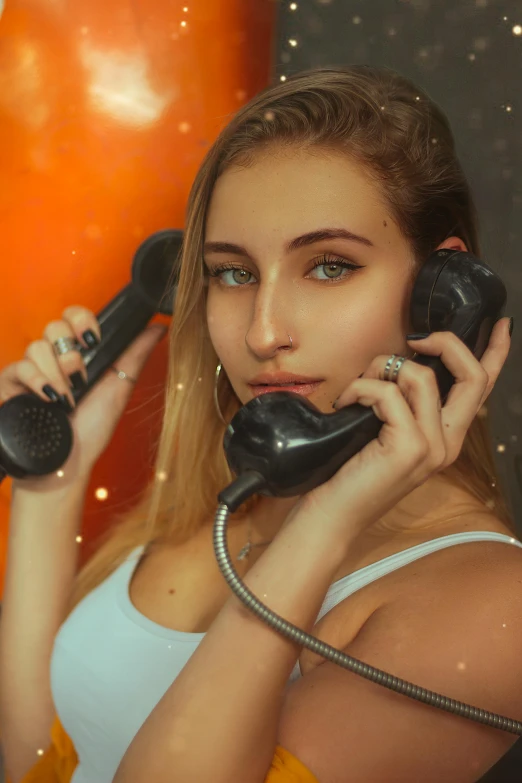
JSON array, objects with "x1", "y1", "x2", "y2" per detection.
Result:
[{"x1": 50, "y1": 530, "x2": 522, "y2": 783}]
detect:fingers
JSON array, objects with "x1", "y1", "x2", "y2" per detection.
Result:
[
  {"x1": 468, "y1": 316, "x2": 512, "y2": 406},
  {"x1": 337, "y1": 378, "x2": 432, "y2": 468},
  {"x1": 336, "y1": 320, "x2": 510, "y2": 475},
  {"x1": 402, "y1": 326, "x2": 506, "y2": 449},
  {"x1": 382, "y1": 360, "x2": 447, "y2": 466},
  {"x1": 60, "y1": 305, "x2": 102, "y2": 349},
  {"x1": 39, "y1": 307, "x2": 100, "y2": 405},
  {"x1": 0, "y1": 305, "x2": 101, "y2": 410}
]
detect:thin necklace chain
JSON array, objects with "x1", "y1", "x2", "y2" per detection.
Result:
[{"x1": 236, "y1": 517, "x2": 275, "y2": 561}]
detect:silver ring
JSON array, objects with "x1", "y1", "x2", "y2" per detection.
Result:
[
  {"x1": 110, "y1": 366, "x2": 137, "y2": 384},
  {"x1": 383, "y1": 354, "x2": 407, "y2": 383},
  {"x1": 52, "y1": 336, "x2": 81, "y2": 357}
]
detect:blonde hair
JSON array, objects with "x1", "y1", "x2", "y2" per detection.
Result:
[{"x1": 66, "y1": 65, "x2": 516, "y2": 620}]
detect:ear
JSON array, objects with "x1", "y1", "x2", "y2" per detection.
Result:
[{"x1": 435, "y1": 236, "x2": 468, "y2": 253}]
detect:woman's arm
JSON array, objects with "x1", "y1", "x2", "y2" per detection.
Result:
[
  {"x1": 0, "y1": 476, "x2": 90, "y2": 783},
  {"x1": 113, "y1": 501, "x2": 352, "y2": 783}
]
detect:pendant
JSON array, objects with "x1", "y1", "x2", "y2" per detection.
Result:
[{"x1": 237, "y1": 542, "x2": 251, "y2": 561}]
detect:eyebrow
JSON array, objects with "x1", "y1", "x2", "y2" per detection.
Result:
[{"x1": 202, "y1": 227, "x2": 374, "y2": 258}]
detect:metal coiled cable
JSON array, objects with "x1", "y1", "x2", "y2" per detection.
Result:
[{"x1": 213, "y1": 501, "x2": 522, "y2": 736}]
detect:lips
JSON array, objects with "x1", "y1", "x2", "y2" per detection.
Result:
[{"x1": 254, "y1": 381, "x2": 307, "y2": 386}]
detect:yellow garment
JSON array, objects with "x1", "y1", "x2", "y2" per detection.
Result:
[
  {"x1": 6, "y1": 716, "x2": 78, "y2": 783},
  {"x1": 267, "y1": 746, "x2": 320, "y2": 782},
  {"x1": 7, "y1": 716, "x2": 319, "y2": 783}
]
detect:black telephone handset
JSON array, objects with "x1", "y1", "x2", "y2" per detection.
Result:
[
  {"x1": 218, "y1": 250, "x2": 507, "y2": 511},
  {"x1": 0, "y1": 230, "x2": 183, "y2": 482}
]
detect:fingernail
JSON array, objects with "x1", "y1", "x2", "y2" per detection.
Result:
[
  {"x1": 509, "y1": 317, "x2": 514, "y2": 338},
  {"x1": 332, "y1": 396, "x2": 340, "y2": 410},
  {"x1": 406, "y1": 333, "x2": 430, "y2": 341},
  {"x1": 69, "y1": 371, "x2": 86, "y2": 392},
  {"x1": 42, "y1": 384, "x2": 60, "y2": 403},
  {"x1": 58, "y1": 394, "x2": 74, "y2": 413},
  {"x1": 82, "y1": 329, "x2": 100, "y2": 348}
]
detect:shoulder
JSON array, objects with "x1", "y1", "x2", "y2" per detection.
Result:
[
  {"x1": 278, "y1": 532, "x2": 522, "y2": 782},
  {"x1": 379, "y1": 530, "x2": 522, "y2": 636}
]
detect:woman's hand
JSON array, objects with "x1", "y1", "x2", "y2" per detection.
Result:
[
  {"x1": 0, "y1": 306, "x2": 167, "y2": 487},
  {"x1": 298, "y1": 317, "x2": 513, "y2": 538}
]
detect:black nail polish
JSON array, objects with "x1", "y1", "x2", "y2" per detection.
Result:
[
  {"x1": 42, "y1": 384, "x2": 60, "y2": 403},
  {"x1": 509, "y1": 317, "x2": 514, "y2": 337},
  {"x1": 82, "y1": 329, "x2": 100, "y2": 348},
  {"x1": 58, "y1": 394, "x2": 74, "y2": 413},
  {"x1": 406, "y1": 333, "x2": 430, "y2": 341},
  {"x1": 69, "y1": 371, "x2": 85, "y2": 392}
]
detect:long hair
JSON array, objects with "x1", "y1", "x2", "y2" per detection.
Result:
[{"x1": 65, "y1": 65, "x2": 516, "y2": 620}]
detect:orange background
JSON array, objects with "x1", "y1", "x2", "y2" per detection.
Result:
[{"x1": 0, "y1": 0, "x2": 275, "y2": 595}]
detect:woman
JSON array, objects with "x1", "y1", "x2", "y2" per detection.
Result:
[{"x1": 0, "y1": 65, "x2": 521, "y2": 783}]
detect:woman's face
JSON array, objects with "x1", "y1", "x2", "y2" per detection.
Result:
[{"x1": 204, "y1": 148, "x2": 458, "y2": 413}]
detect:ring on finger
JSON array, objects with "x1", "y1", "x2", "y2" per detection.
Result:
[
  {"x1": 52, "y1": 336, "x2": 81, "y2": 357},
  {"x1": 383, "y1": 354, "x2": 408, "y2": 383},
  {"x1": 110, "y1": 366, "x2": 137, "y2": 384}
]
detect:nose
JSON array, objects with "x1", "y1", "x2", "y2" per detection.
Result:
[{"x1": 244, "y1": 285, "x2": 295, "y2": 359}]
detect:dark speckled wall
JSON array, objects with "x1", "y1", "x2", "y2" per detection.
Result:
[{"x1": 273, "y1": 2, "x2": 522, "y2": 780}]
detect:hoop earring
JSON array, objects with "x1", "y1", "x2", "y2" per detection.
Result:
[{"x1": 214, "y1": 363, "x2": 228, "y2": 426}]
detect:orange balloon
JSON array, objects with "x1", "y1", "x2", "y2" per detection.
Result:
[{"x1": 0, "y1": 0, "x2": 275, "y2": 595}]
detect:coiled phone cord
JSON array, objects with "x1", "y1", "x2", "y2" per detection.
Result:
[{"x1": 213, "y1": 500, "x2": 522, "y2": 736}]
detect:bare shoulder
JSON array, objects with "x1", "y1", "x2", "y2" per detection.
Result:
[
  {"x1": 382, "y1": 521, "x2": 522, "y2": 622},
  {"x1": 280, "y1": 523, "x2": 522, "y2": 783},
  {"x1": 421, "y1": 523, "x2": 522, "y2": 584}
]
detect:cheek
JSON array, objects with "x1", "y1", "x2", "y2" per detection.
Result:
[
  {"x1": 206, "y1": 303, "x2": 243, "y2": 360},
  {"x1": 318, "y1": 281, "x2": 409, "y2": 363}
]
